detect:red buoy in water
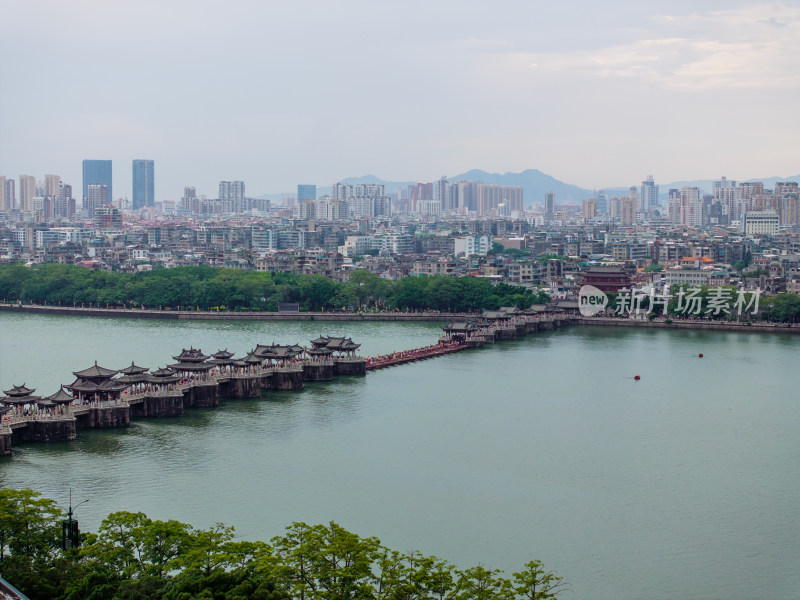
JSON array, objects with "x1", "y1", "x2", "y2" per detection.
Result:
[
  {"x1": 698, "y1": 353, "x2": 704, "y2": 358},
  {"x1": 634, "y1": 375, "x2": 641, "y2": 380}
]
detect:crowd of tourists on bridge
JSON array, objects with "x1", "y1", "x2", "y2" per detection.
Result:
[
  {"x1": 3, "y1": 403, "x2": 70, "y2": 425},
  {"x1": 366, "y1": 340, "x2": 466, "y2": 369}
]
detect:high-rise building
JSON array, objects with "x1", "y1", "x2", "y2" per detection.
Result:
[
  {"x1": 132, "y1": 159, "x2": 154, "y2": 210},
  {"x1": 640, "y1": 175, "x2": 658, "y2": 213},
  {"x1": 595, "y1": 190, "x2": 607, "y2": 215},
  {"x1": 86, "y1": 184, "x2": 109, "y2": 219},
  {"x1": 332, "y1": 182, "x2": 353, "y2": 201},
  {"x1": 475, "y1": 184, "x2": 523, "y2": 215},
  {"x1": 182, "y1": 187, "x2": 198, "y2": 212},
  {"x1": 545, "y1": 191, "x2": 555, "y2": 221},
  {"x1": 621, "y1": 197, "x2": 636, "y2": 226},
  {"x1": 436, "y1": 176, "x2": 452, "y2": 210},
  {"x1": 713, "y1": 176, "x2": 736, "y2": 194},
  {"x1": 779, "y1": 195, "x2": 799, "y2": 226},
  {"x1": 297, "y1": 184, "x2": 316, "y2": 202},
  {"x1": 3, "y1": 178, "x2": 15, "y2": 210},
  {"x1": 0, "y1": 176, "x2": 5, "y2": 211},
  {"x1": 82, "y1": 160, "x2": 112, "y2": 205},
  {"x1": 44, "y1": 174, "x2": 60, "y2": 198},
  {"x1": 50, "y1": 182, "x2": 74, "y2": 219},
  {"x1": 298, "y1": 199, "x2": 316, "y2": 220},
  {"x1": 628, "y1": 186, "x2": 640, "y2": 211},
  {"x1": 219, "y1": 181, "x2": 245, "y2": 212},
  {"x1": 406, "y1": 182, "x2": 433, "y2": 212},
  {"x1": 676, "y1": 186, "x2": 703, "y2": 227},
  {"x1": 583, "y1": 198, "x2": 597, "y2": 220},
  {"x1": 19, "y1": 175, "x2": 36, "y2": 212},
  {"x1": 714, "y1": 182, "x2": 742, "y2": 222}
]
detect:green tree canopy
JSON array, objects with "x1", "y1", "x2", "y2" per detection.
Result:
[
  {"x1": 0, "y1": 264, "x2": 540, "y2": 314},
  {"x1": 0, "y1": 488, "x2": 566, "y2": 600}
]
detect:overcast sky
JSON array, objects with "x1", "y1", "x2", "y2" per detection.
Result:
[{"x1": 1, "y1": 0, "x2": 798, "y2": 200}]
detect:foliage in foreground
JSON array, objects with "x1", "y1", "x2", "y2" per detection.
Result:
[
  {"x1": 0, "y1": 263, "x2": 547, "y2": 312},
  {"x1": 0, "y1": 488, "x2": 566, "y2": 600}
]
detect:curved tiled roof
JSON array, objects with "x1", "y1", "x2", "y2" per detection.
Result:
[
  {"x1": 72, "y1": 361, "x2": 118, "y2": 379},
  {"x1": 3, "y1": 384, "x2": 35, "y2": 397}
]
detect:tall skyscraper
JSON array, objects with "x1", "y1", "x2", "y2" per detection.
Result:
[
  {"x1": 640, "y1": 175, "x2": 658, "y2": 213},
  {"x1": 297, "y1": 184, "x2": 316, "y2": 202},
  {"x1": 545, "y1": 191, "x2": 555, "y2": 221},
  {"x1": 4, "y1": 178, "x2": 15, "y2": 210},
  {"x1": 44, "y1": 174, "x2": 61, "y2": 198},
  {"x1": 0, "y1": 176, "x2": 5, "y2": 211},
  {"x1": 82, "y1": 160, "x2": 112, "y2": 206},
  {"x1": 436, "y1": 176, "x2": 451, "y2": 210},
  {"x1": 132, "y1": 159, "x2": 155, "y2": 210},
  {"x1": 19, "y1": 175, "x2": 36, "y2": 212}
]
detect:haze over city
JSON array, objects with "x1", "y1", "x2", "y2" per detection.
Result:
[{"x1": 2, "y1": 0, "x2": 799, "y2": 200}]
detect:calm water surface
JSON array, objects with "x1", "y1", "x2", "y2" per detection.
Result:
[{"x1": 0, "y1": 313, "x2": 798, "y2": 600}]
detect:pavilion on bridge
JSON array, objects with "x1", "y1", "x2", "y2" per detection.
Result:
[
  {"x1": 1, "y1": 384, "x2": 72, "y2": 420},
  {"x1": 208, "y1": 350, "x2": 236, "y2": 374},
  {"x1": 442, "y1": 321, "x2": 479, "y2": 342},
  {"x1": 168, "y1": 348, "x2": 214, "y2": 381},
  {"x1": 1, "y1": 384, "x2": 42, "y2": 415},
  {"x1": 309, "y1": 336, "x2": 361, "y2": 358},
  {"x1": 65, "y1": 362, "x2": 126, "y2": 403},
  {"x1": 253, "y1": 344, "x2": 305, "y2": 366}
]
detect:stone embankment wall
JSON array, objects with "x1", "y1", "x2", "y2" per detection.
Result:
[
  {"x1": 578, "y1": 317, "x2": 800, "y2": 335},
  {"x1": 0, "y1": 304, "x2": 461, "y2": 321}
]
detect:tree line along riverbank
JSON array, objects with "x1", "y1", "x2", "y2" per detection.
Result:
[
  {"x1": 0, "y1": 263, "x2": 549, "y2": 313},
  {"x1": 0, "y1": 303, "x2": 467, "y2": 321},
  {"x1": 0, "y1": 487, "x2": 565, "y2": 600}
]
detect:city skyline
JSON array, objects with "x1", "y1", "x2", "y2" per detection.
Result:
[
  {"x1": 3, "y1": 164, "x2": 799, "y2": 210},
  {"x1": 1, "y1": 1, "x2": 798, "y2": 199}
]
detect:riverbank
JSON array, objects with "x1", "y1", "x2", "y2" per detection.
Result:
[
  {"x1": 4, "y1": 303, "x2": 800, "y2": 334},
  {"x1": 578, "y1": 316, "x2": 800, "y2": 335},
  {"x1": 0, "y1": 303, "x2": 466, "y2": 321}
]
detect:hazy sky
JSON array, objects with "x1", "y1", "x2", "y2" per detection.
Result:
[{"x1": 1, "y1": 0, "x2": 798, "y2": 200}]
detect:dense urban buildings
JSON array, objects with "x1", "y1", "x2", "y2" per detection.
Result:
[{"x1": 1, "y1": 164, "x2": 799, "y2": 306}]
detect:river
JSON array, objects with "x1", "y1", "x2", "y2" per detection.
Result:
[{"x1": 0, "y1": 312, "x2": 797, "y2": 599}]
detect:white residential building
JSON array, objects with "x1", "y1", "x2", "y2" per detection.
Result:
[
  {"x1": 454, "y1": 235, "x2": 492, "y2": 257},
  {"x1": 744, "y1": 210, "x2": 779, "y2": 236}
]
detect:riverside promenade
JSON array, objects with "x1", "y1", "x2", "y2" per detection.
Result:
[
  {"x1": 0, "y1": 303, "x2": 466, "y2": 321},
  {"x1": 3, "y1": 303, "x2": 798, "y2": 333},
  {"x1": 577, "y1": 315, "x2": 800, "y2": 335}
]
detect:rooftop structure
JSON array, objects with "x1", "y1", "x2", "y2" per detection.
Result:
[{"x1": 580, "y1": 265, "x2": 632, "y2": 293}]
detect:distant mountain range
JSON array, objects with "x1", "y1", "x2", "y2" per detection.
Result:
[{"x1": 257, "y1": 169, "x2": 800, "y2": 207}]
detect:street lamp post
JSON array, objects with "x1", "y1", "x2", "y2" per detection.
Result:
[{"x1": 62, "y1": 489, "x2": 89, "y2": 550}]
